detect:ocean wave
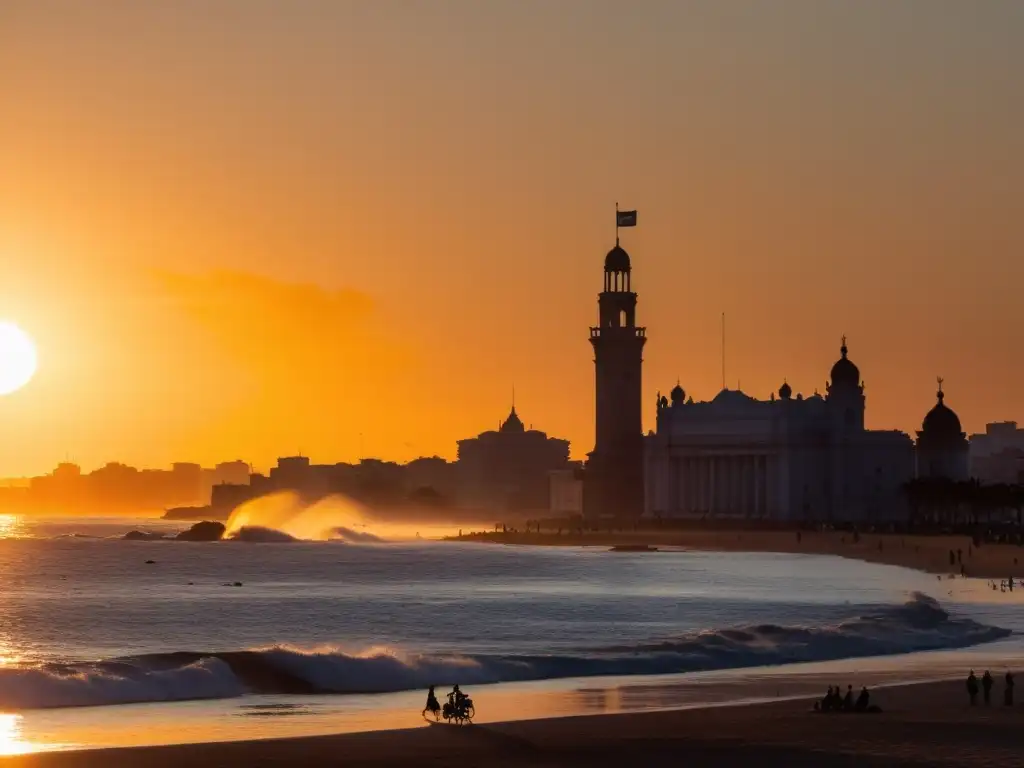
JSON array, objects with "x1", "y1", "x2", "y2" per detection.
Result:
[
  {"x1": 0, "y1": 593, "x2": 1008, "y2": 710},
  {"x1": 0, "y1": 658, "x2": 243, "y2": 710},
  {"x1": 225, "y1": 526, "x2": 299, "y2": 543},
  {"x1": 327, "y1": 526, "x2": 386, "y2": 543}
]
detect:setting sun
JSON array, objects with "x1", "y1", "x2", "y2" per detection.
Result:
[{"x1": 0, "y1": 322, "x2": 38, "y2": 396}]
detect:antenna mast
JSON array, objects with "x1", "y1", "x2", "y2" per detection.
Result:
[{"x1": 721, "y1": 312, "x2": 726, "y2": 391}]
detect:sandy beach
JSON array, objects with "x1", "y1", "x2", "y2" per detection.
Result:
[
  {"x1": 7, "y1": 679, "x2": 1021, "y2": 767},
  {"x1": 455, "y1": 528, "x2": 1024, "y2": 580}
]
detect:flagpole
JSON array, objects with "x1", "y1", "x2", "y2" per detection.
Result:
[
  {"x1": 721, "y1": 312, "x2": 726, "y2": 391},
  {"x1": 615, "y1": 201, "x2": 619, "y2": 246}
]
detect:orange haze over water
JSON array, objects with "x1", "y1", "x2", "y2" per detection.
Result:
[{"x1": 1, "y1": 2, "x2": 1022, "y2": 476}]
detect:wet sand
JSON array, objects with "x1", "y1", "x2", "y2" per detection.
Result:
[
  {"x1": 9, "y1": 679, "x2": 1022, "y2": 767},
  {"x1": 456, "y1": 528, "x2": 1024, "y2": 579}
]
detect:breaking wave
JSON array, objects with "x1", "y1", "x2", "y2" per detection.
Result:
[
  {"x1": 226, "y1": 526, "x2": 299, "y2": 543},
  {"x1": 0, "y1": 594, "x2": 1009, "y2": 711},
  {"x1": 327, "y1": 526, "x2": 386, "y2": 543}
]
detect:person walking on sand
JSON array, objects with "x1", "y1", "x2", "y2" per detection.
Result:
[
  {"x1": 1004, "y1": 671, "x2": 1015, "y2": 706},
  {"x1": 967, "y1": 670, "x2": 979, "y2": 705},
  {"x1": 982, "y1": 671, "x2": 993, "y2": 704}
]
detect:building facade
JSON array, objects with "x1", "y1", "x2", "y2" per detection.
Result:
[
  {"x1": 645, "y1": 341, "x2": 917, "y2": 522},
  {"x1": 583, "y1": 243, "x2": 647, "y2": 519},
  {"x1": 549, "y1": 464, "x2": 584, "y2": 517},
  {"x1": 915, "y1": 381, "x2": 969, "y2": 481},
  {"x1": 969, "y1": 422, "x2": 1024, "y2": 485},
  {"x1": 456, "y1": 406, "x2": 571, "y2": 513}
]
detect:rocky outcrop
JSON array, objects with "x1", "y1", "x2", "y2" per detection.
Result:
[{"x1": 175, "y1": 521, "x2": 226, "y2": 542}]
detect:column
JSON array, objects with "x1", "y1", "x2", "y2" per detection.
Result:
[
  {"x1": 696, "y1": 460, "x2": 704, "y2": 514},
  {"x1": 710, "y1": 457, "x2": 716, "y2": 515},
  {"x1": 753, "y1": 455, "x2": 762, "y2": 517},
  {"x1": 746, "y1": 455, "x2": 754, "y2": 517},
  {"x1": 671, "y1": 456, "x2": 679, "y2": 518},
  {"x1": 688, "y1": 456, "x2": 696, "y2": 518}
]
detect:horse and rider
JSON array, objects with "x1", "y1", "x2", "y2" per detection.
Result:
[{"x1": 423, "y1": 684, "x2": 474, "y2": 723}]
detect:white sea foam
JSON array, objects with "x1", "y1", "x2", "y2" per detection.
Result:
[{"x1": 0, "y1": 594, "x2": 1008, "y2": 710}]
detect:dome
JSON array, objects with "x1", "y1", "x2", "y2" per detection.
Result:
[
  {"x1": 921, "y1": 388, "x2": 962, "y2": 440},
  {"x1": 670, "y1": 382, "x2": 685, "y2": 404},
  {"x1": 711, "y1": 389, "x2": 756, "y2": 406},
  {"x1": 499, "y1": 406, "x2": 525, "y2": 433},
  {"x1": 778, "y1": 381, "x2": 792, "y2": 400},
  {"x1": 829, "y1": 338, "x2": 860, "y2": 388},
  {"x1": 604, "y1": 245, "x2": 631, "y2": 273}
]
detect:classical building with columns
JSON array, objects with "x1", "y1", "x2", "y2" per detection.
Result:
[{"x1": 644, "y1": 340, "x2": 918, "y2": 523}]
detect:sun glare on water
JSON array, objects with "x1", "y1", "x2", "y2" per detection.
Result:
[{"x1": 0, "y1": 322, "x2": 37, "y2": 396}]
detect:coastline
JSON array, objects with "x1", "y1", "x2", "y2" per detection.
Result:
[
  {"x1": 452, "y1": 529, "x2": 1024, "y2": 580},
  {"x1": 11, "y1": 678, "x2": 1023, "y2": 767}
]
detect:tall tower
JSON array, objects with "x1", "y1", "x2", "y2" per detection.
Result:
[
  {"x1": 825, "y1": 336, "x2": 866, "y2": 519},
  {"x1": 585, "y1": 242, "x2": 647, "y2": 518}
]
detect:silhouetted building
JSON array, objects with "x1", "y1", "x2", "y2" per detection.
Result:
[
  {"x1": 456, "y1": 406, "x2": 571, "y2": 512},
  {"x1": 549, "y1": 464, "x2": 584, "y2": 517},
  {"x1": 210, "y1": 482, "x2": 255, "y2": 513},
  {"x1": 584, "y1": 242, "x2": 647, "y2": 518},
  {"x1": 969, "y1": 422, "x2": 1024, "y2": 484},
  {"x1": 221, "y1": 455, "x2": 456, "y2": 512},
  {"x1": 405, "y1": 456, "x2": 457, "y2": 502},
  {"x1": 916, "y1": 380, "x2": 969, "y2": 480},
  {"x1": 201, "y1": 460, "x2": 250, "y2": 502},
  {"x1": 171, "y1": 462, "x2": 203, "y2": 501},
  {"x1": 646, "y1": 339, "x2": 916, "y2": 522}
]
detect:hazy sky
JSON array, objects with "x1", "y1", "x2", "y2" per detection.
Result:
[{"x1": 1, "y1": 1, "x2": 1022, "y2": 476}]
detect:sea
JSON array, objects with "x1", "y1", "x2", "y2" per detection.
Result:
[{"x1": 0, "y1": 512, "x2": 1021, "y2": 754}]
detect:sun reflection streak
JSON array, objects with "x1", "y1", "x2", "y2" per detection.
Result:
[
  {"x1": 0, "y1": 514, "x2": 26, "y2": 539},
  {"x1": 0, "y1": 713, "x2": 39, "y2": 756}
]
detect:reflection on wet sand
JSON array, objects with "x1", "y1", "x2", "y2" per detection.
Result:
[
  {"x1": 0, "y1": 713, "x2": 47, "y2": 755},
  {"x1": 4, "y1": 644, "x2": 1024, "y2": 753}
]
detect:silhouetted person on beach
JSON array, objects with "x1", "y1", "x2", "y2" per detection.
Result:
[
  {"x1": 1005, "y1": 672, "x2": 1014, "y2": 706},
  {"x1": 424, "y1": 686, "x2": 440, "y2": 719},
  {"x1": 843, "y1": 685, "x2": 854, "y2": 711},
  {"x1": 820, "y1": 686, "x2": 835, "y2": 711},
  {"x1": 855, "y1": 687, "x2": 870, "y2": 712},
  {"x1": 967, "y1": 671, "x2": 979, "y2": 705},
  {"x1": 448, "y1": 684, "x2": 467, "y2": 709},
  {"x1": 982, "y1": 671, "x2": 993, "y2": 704}
]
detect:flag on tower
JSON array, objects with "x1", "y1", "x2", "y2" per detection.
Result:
[{"x1": 616, "y1": 209, "x2": 638, "y2": 227}]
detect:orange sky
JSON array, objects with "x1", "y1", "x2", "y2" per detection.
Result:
[{"x1": 1, "y1": 1, "x2": 1022, "y2": 476}]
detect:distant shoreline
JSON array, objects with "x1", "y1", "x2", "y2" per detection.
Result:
[{"x1": 448, "y1": 528, "x2": 1024, "y2": 580}]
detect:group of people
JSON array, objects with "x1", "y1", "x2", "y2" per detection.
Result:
[
  {"x1": 816, "y1": 684, "x2": 877, "y2": 713},
  {"x1": 423, "y1": 684, "x2": 472, "y2": 719},
  {"x1": 967, "y1": 670, "x2": 1014, "y2": 706}
]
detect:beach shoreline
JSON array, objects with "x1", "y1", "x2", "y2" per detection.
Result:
[
  {"x1": 451, "y1": 528, "x2": 1024, "y2": 580},
  {"x1": 10, "y1": 678, "x2": 1023, "y2": 767}
]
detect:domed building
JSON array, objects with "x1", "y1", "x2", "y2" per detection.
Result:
[
  {"x1": 456, "y1": 404, "x2": 571, "y2": 513},
  {"x1": 915, "y1": 379, "x2": 969, "y2": 480},
  {"x1": 645, "y1": 338, "x2": 917, "y2": 523}
]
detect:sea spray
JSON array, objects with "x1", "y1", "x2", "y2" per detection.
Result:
[
  {"x1": 222, "y1": 492, "x2": 349, "y2": 541},
  {"x1": 221, "y1": 491, "x2": 464, "y2": 542}
]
